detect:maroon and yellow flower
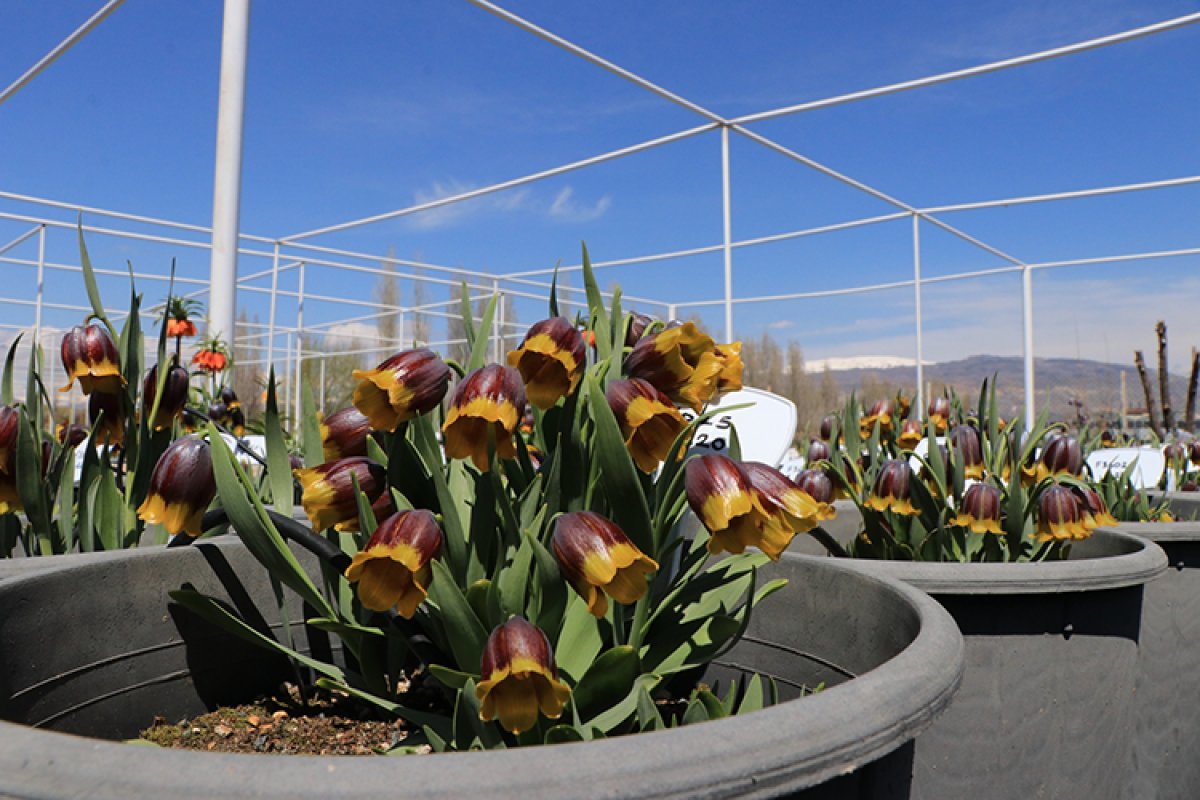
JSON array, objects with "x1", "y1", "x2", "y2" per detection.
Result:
[
  {"x1": 137, "y1": 438, "x2": 217, "y2": 537},
  {"x1": 0, "y1": 450, "x2": 21, "y2": 514},
  {"x1": 442, "y1": 365, "x2": 526, "y2": 472},
  {"x1": 1036, "y1": 483, "x2": 1088, "y2": 541},
  {"x1": 1190, "y1": 440, "x2": 1200, "y2": 467},
  {"x1": 952, "y1": 483, "x2": 1003, "y2": 534},
  {"x1": 321, "y1": 407, "x2": 372, "y2": 461},
  {"x1": 219, "y1": 385, "x2": 241, "y2": 411},
  {"x1": 624, "y1": 311, "x2": 654, "y2": 347},
  {"x1": 686, "y1": 454, "x2": 787, "y2": 558},
  {"x1": 806, "y1": 438, "x2": 831, "y2": 466},
  {"x1": 143, "y1": 363, "x2": 190, "y2": 431},
  {"x1": 949, "y1": 425, "x2": 984, "y2": 480},
  {"x1": 344, "y1": 509, "x2": 442, "y2": 616},
  {"x1": 60, "y1": 323, "x2": 124, "y2": 395},
  {"x1": 712, "y1": 342, "x2": 744, "y2": 396},
  {"x1": 818, "y1": 415, "x2": 837, "y2": 442},
  {"x1": 743, "y1": 461, "x2": 833, "y2": 535},
  {"x1": 57, "y1": 421, "x2": 88, "y2": 449},
  {"x1": 88, "y1": 390, "x2": 125, "y2": 445},
  {"x1": 794, "y1": 468, "x2": 838, "y2": 519},
  {"x1": 606, "y1": 378, "x2": 686, "y2": 473},
  {"x1": 927, "y1": 396, "x2": 951, "y2": 434},
  {"x1": 1075, "y1": 486, "x2": 1118, "y2": 532},
  {"x1": 352, "y1": 348, "x2": 450, "y2": 431},
  {"x1": 0, "y1": 406, "x2": 17, "y2": 475},
  {"x1": 294, "y1": 456, "x2": 387, "y2": 532},
  {"x1": 506, "y1": 317, "x2": 586, "y2": 410},
  {"x1": 476, "y1": 617, "x2": 571, "y2": 734},
  {"x1": 625, "y1": 322, "x2": 723, "y2": 412},
  {"x1": 551, "y1": 511, "x2": 658, "y2": 618},
  {"x1": 1030, "y1": 434, "x2": 1083, "y2": 483},
  {"x1": 865, "y1": 459, "x2": 918, "y2": 516},
  {"x1": 897, "y1": 419, "x2": 924, "y2": 450},
  {"x1": 1100, "y1": 429, "x2": 1117, "y2": 448},
  {"x1": 860, "y1": 399, "x2": 893, "y2": 436}
]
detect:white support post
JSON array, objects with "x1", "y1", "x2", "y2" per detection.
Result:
[
  {"x1": 667, "y1": 304, "x2": 677, "y2": 322},
  {"x1": 206, "y1": 0, "x2": 251, "y2": 343},
  {"x1": 398, "y1": 309, "x2": 407, "y2": 349},
  {"x1": 34, "y1": 225, "x2": 46, "y2": 346},
  {"x1": 293, "y1": 261, "x2": 306, "y2": 421},
  {"x1": 911, "y1": 214, "x2": 925, "y2": 419},
  {"x1": 319, "y1": 357, "x2": 327, "y2": 411},
  {"x1": 1021, "y1": 267, "x2": 1036, "y2": 431},
  {"x1": 720, "y1": 126, "x2": 734, "y2": 343},
  {"x1": 492, "y1": 280, "x2": 502, "y2": 363},
  {"x1": 266, "y1": 240, "x2": 279, "y2": 376}
]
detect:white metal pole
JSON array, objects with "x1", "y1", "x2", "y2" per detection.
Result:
[
  {"x1": 293, "y1": 261, "x2": 306, "y2": 420},
  {"x1": 319, "y1": 357, "x2": 326, "y2": 411},
  {"x1": 1021, "y1": 267, "x2": 1036, "y2": 431},
  {"x1": 720, "y1": 126, "x2": 734, "y2": 343},
  {"x1": 911, "y1": 214, "x2": 924, "y2": 419},
  {"x1": 266, "y1": 240, "x2": 279, "y2": 376},
  {"x1": 34, "y1": 226, "x2": 46, "y2": 345},
  {"x1": 206, "y1": 0, "x2": 251, "y2": 343},
  {"x1": 293, "y1": 336, "x2": 302, "y2": 423},
  {"x1": 398, "y1": 309, "x2": 407, "y2": 349}
]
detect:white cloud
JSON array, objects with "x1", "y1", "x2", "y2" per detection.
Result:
[
  {"x1": 323, "y1": 321, "x2": 381, "y2": 350},
  {"x1": 548, "y1": 186, "x2": 612, "y2": 223},
  {"x1": 768, "y1": 319, "x2": 796, "y2": 330},
  {"x1": 403, "y1": 180, "x2": 610, "y2": 230}
]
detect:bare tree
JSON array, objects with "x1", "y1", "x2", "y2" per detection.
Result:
[
  {"x1": 1134, "y1": 350, "x2": 1163, "y2": 439},
  {"x1": 376, "y1": 247, "x2": 401, "y2": 357},
  {"x1": 1157, "y1": 321, "x2": 1174, "y2": 433}
]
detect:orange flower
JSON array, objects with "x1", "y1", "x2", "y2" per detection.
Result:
[
  {"x1": 166, "y1": 318, "x2": 197, "y2": 338},
  {"x1": 192, "y1": 349, "x2": 228, "y2": 373}
]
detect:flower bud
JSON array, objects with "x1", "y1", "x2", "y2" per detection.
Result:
[
  {"x1": 897, "y1": 418, "x2": 923, "y2": 450},
  {"x1": 551, "y1": 511, "x2": 658, "y2": 618},
  {"x1": 625, "y1": 322, "x2": 722, "y2": 412},
  {"x1": 219, "y1": 385, "x2": 241, "y2": 410},
  {"x1": 60, "y1": 323, "x2": 125, "y2": 395},
  {"x1": 806, "y1": 438, "x2": 831, "y2": 466},
  {"x1": 605, "y1": 378, "x2": 686, "y2": 473},
  {"x1": 949, "y1": 425, "x2": 984, "y2": 479},
  {"x1": 89, "y1": 390, "x2": 125, "y2": 445},
  {"x1": 352, "y1": 348, "x2": 450, "y2": 431},
  {"x1": 344, "y1": 509, "x2": 443, "y2": 616},
  {"x1": 926, "y1": 396, "x2": 951, "y2": 433},
  {"x1": 860, "y1": 399, "x2": 893, "y2": 436},
  {"x1": 865, "y1": 459, "x2": 918, "y2": 516},
  {"x1": 137, "y1": 438, "x2": 216, "y2": 537},
  {"x1": 625, "y1": 311, "x2": 654, "y2": 347},
  {"x1": 294, "y1": 456, "x2": 387, "y2": 532},
  {"x1": 57, "y1": 422, "x2": 89, "y2": 449},
  {"x1": 143, "y1": 363, "x2": 190, "y2": 431},
  {"x1": 442, "y1": 365, "x2": 526, "y2": 472},
  {"x1": 953, "y1": 483, "x2": 1002, "y2": 534},
  {"x1": 506, "y1": 317, "x2": 586, "y2": 410},
  {"x1": 321, "y1": 407, "x2": 372, "y2": 461},
  {"x1": 476, "y1": 617, "x2": 571, "y2": 734},
  {"x1": 1036, "y1": 483, "x2": 1088, "y2": 541},
  {"x1": 1190, "y1": 440, "x2": 1200, "y2": 467},
  {"x1": 1075, "y1": 486, "x2": 1117, "y2": 532},
  {"x1": 818, "y1": 415, "x2": 837, "y2": 442}
]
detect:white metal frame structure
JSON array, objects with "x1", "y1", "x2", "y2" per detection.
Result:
[{"x1": 1, "y1": 3, "x2": 1199, "y2": 430}]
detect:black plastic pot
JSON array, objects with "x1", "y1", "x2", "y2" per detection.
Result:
[
  {"x1": 0, "y1": 537, "x2": 963, "y2": 799},
  {"x1": 787, "y1": 526, "x2": 1167, "y2": 800},
  {"x1": 1119, "y1": 521, "x2": 1200, "y2": 800}
]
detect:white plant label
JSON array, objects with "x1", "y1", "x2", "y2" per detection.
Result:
[
  {"x1": 680, "y1": 387, "x2": 797, "y2": 467},
  {"x1": 1086, "y1": 447, "x2": 1165, "y2": 489}
]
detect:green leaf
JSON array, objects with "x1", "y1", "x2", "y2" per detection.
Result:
[
  {"x1": 584, "y1": 376, "x2": 652, "y2": 554},
  {"x1": 585, "y1": 673, "x2": 660, "y2": 734},
  {"x1": 544, "y1": 725, "x2": 584, "y2": 745},
  {"x1": 263, "y1": 369, "x2": 294, "y2": 515},
  {"x1": 736, "y1": 674, "x2": 765, "y2": 714},
  {"x1": 300, "y1": 383, "x2": 323, "y2": 467},
  {"x1": 580, "y1": 244, "x2": 611, "y2": 362},
  {"x1": 2, "y1": 333, "x2": 22, "y2": 405},
  {"x1": 15, "y1": 410, "x2": 52, "y2": 549},
  {"x1": 94, "y1": 456, "x2": 124, "y2": 551},
  {"x1": 681, "y1": 697, "x2": 711, "y2": 726},
  {"x1": 428, "y1": 664, "x2": 474, "y2": 691},
  {"x1": 77, "y1": 221, "x2": 114, "y2": 335},
  {"x1": 555, "y1": 594, "x2": 605, "y2": 683},
  {"x1": 54, "y1": 444, "x2": 77, "y2": 553},
  {"x1": 572, "y1": 645, "x2": 641, "y2": 723},
  {"x1": 458, "y1": 282, "x2": 477, "y2": 352},
  {"x1": 465, "y1": 293, "x2": 499, "y2": 373},
  {"x1": 427, "y1": 558, "x2": 488, "y2": 674},
  {"x1": 497, "y1": 535, "x2": 534, "y2": 618},
  {"x1": 548, "y1": 262, "x2": 561, "y2": 318}
]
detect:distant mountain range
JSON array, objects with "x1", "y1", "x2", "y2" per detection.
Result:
[{"x1": 819, "y1": 354, "x2": 1194, "y2": 423}]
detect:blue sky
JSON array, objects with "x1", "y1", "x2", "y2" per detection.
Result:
[{"x1": 1, "y1": 0, "x2": 1198, "y2": 373}]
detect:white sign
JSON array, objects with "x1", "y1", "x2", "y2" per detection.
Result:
[
  {"x1": 680, "y1": 387, "x2": 797, "y2": 467},
  {"x1": 1086, "y1": 447, "x2": 1165, "y2": 489}
]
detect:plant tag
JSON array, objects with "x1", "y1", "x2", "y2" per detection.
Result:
[
  {"x1": 1086, "y1": 447, "x2": 1165, "y2": 488},
  {"x1": 679, "y1": 387, "x2": 796, "y2": 467}
]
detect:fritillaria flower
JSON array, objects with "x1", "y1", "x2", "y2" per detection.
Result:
[
  {"x1": 321, "y1": 407, "x2": 372, "y2": 461},
  {"x1": 88, "y1": 390, "x2": 125, "y2": 445},
  {"x1": 818, "y1": 415, "x2": 836, "y2": 442},
  {"x1": 143, "y1": 363, "x2": 190, "y2": 431},
  {"x1": 625, "y1": 311, "x2": 654, "y2": 346},
  {"x1": 137, "y1": 438, "x2": 216, "y2": 537},
  {"x1": 860, "y1": 399, "x2": 893, "y2": 436},
  {"x1": 229, "y1": 406, "x2": 246, "y2": 437},
  {"x1": 1034, "y1": 434, "x2": 1083, "y2": 482},
  {"x1": 442, "y1": 365, "x2": 526, "y2": 472},
  {"x1": 57, "y1": 422, "x2": 88, "y2": 449},
  {"x1": 1036, "y1": 484, "x2": 1088, "y2": 541},
  {"x1": 743, "y1": 461, "x2": 832, "y2": 537},
  {"x1": 712, "y1": 342, "x2": 744, "y2": 396},
  {"x1": 165, "y1": 296, "x2": 199, "y2": 339},
  {"x1": 897, "y1": 419, "x2": 923, "y2": 450},
  {"x1": 0, "y1": 406, "x2": 17, "y2": 474},
  {"x1": 605, "y1": 378, "x2": 686, "y2": 473},
  {"x1": 794, "y1": 469, "x2": 837, "y2": 517},
  {"x1": 1100, "y1": 430, "x2": 1116, "y2": 448},
  {"x1": 927, "y1": 396, "x2": 951, "y2": 433},
  {"x1": 952, "y1": 483, "x2": 1003, "y2": 534},
  {"x1": 625, "y1": 322, "x2": 723, "y2": 412},
  {"x1": 865, "y1": 459, "x2": 918, "y2": 516},
  {"x1": 294, "y1": 456, "x2": 387, "y2": 532},
  {"x1": 344, "y1": 509, "x2": 443, "y2": 616},
  {"x1": 166, "y1": 318, "x2": 196, "y2": 338},
  {"x1": 506, "y1": 317, "x2": 586, "y2": 410},
  {"x1": 1075, "y1": 486, "x2": 1118, "y2": 532},
  {"x1": 191, "y1": 337, "x2": 229, "y2": 374},
  {"x1": 1164, "y1": 443, "x2": 1186, "y2": 464},
  {"x1": 949, "y1": 425, "x2": 984, "y2": 480},
  {"x1": 1190, "y1": 440, "x2": 1200, "y2": 467},
  {"x1": 475, "y1": 617, "x2": 571, "y2": 734},
  {"x1": 685, "y1": 454, "x2": 784, "y2": 558},
  {"x1": 551, "y1": 511, "x2": 658, "y2": 618},
  {"x1": 60, "y1": 323, "x2": 124, "y2": 395},
  {"x1": 805, "y1": 438, "x2": 831, "y2": 466},
  {"x1": 352, "y1": 348, "x2": 450, "y2": 431},
  {"x1": 219, "y1": 385, "x2": 241, "y2": 410},
  {"x1": 0, "y1": 450, "x2": 20, "y2": 514}
]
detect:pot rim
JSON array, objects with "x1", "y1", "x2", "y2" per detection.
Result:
[{"x1": 0, "y1": 544, "x2": 964, "y2": 800}]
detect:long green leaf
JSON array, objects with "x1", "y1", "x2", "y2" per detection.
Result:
[
  {"x1": 426, "y1": 558, "x2": 488, "y2": 674},
  {"x1": 580, "y1": 245, "x2": 611, "y2": 362},
  {"x1": 584, "y1": 376, "x2": 652, "y2": 554},
  {"x1": 465, "y1": 293, "x2": 498, "y2": 373},
  {"x1": 263, "y1": 369, "x2": 294, "y2": 515},
  {"x1": 77, "y1": 221, "x2": 114, "y2": 335},
  {"x1": 1, "y1": 333, "x2": 22, "y2": 405}
]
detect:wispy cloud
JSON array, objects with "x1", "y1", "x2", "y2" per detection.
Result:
[
  {"x1": 548, "y1": 186, "x2": 612, "y2": 223},
  {"x1": 403, "y1": 180, "x2": 610, "y2": 230}
]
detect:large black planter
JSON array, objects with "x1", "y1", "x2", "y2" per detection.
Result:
[
  {"x1": 1119, "y1": 521, "x2": 1200, "y2": 800},
  {"x1": 0, "y1": 538, "x2": 963, "y2": 799},
  {"x1": 787, "y1": 525, "x2": 1167, "y2": 800}
]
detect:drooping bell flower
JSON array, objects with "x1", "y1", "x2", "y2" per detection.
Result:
[
  {"x1": 294, "y1": 456, "x2": 387, "y2": 532},
  {"x1": 344, "y1": 509, "x2": 442, "y2": 616},
  {"x1": 1034, "y1": 434, "x2": 1083, "y2": 482},
  {"x1": 60, "y1": 323, "x2": 124, "y2": 395},
  {"x1": 476, "y1": 617, "x2": 571, "y2": 734},
  {"x1": 860, "y1": 399, "x2": 893, "y2": 436},
  {"x1": 0, "y1": 406, "x2": 17, "y2": 475},
  {"x1": 506, "y1": 317, "x2": 586, "y2": 410},
  {"x1": 1075, "y1": 486, "x2": 1118, "y2": 532},
  {"x1": 949, "y1": 425, "x2": 984, "y2": 480},
  {"x1": 1100, "y1": 429, "x2": 1117, "y2": 448},
  {"x1": 551, "y1": 511, "x2": 658, "y2": 618},
  {"x1": 897, "y1": 418, "x2": 924, "y2": 450},
  {"x1": 336, "y1": 488, "x2": 396, "y2": 534},
  {"x1": 191, "y1": 338, "x2": 229, "y2": 374},
  {"x1": 136, "y1": 437, "x2": 216, "y2": 537},
  {"x1": 57, "y1": 421, "x2": 88, "y2": 449},
  {"x1": 143, "y1": 363, "x2": 190, "y2": 431},
  {"x1": 743, "y1": 461, "x2": 831, "y2": 541},
  {"x1": 165, "y1": 295, "x2": 199, "y2": 338},
  {"x1": 166, "y1": 318, "x2": 196, "y2": 338},
  {"x1": 895, "y1": 394, "x2": 912, "y2": 421},
  {"x1": 352, "y1": 348, "x2": 450, "y2": 431},
  {"x1": 625, "y1": 322, "x2": 722, "y2": 412},
  {"x1": 818, "y1": 415, "x2": 836, "y2": 442},
  {"x1": 219, "y1": 385, "x2": 241, "y2": 410},
  {"x1": 795, "y1": 468, "x2": 838, "y2": 517},
  {"x1": 88, "y1": 390, "x2": 125, "y2": 445},
  {"x1": 321, "y1": 407, "x2": 372, "y2": 461},
  {"x1": 805, "y1": 438, "x2": 831, "y2": 466},
  {"x1": 952, "y1": 483, "x2": 1003, "y2": 534},
  {"x1": 865, "y1": 459, "x2": 918, "y2": 516},
  {"x1": 1036, "y1": 483, "x2": 1088, "y2": 541},
  {"x1": 605, "y1": 378, "x2": 686, "y2": 473},
  {"x1": 927, "y1": 396, "x2": 951, "y2": 433},
  {"x1": 1190, "y1": 440, "x2": 1200, "y2": 467},
  {"x1": 712, "y1": 342, "x2": 744, "y2": 396},
  {"x1": 685, "y1": 454, "x2": 778, "y2": 558},
  {"x1": 0, "y1": 450, "x2": 20, "y2": 514},
  {"x1": 229, "y1": 406, "x2": 246, "y2": 437},
  {"x1": 442, "y1": 365, "x2": 526, "y2": 472},
  {"x1": 625, "y1": 311, "x2": 654, "y2": 347},
  {"x1": 207, "y1": 401, "x2": 229, "y2": 427}
]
